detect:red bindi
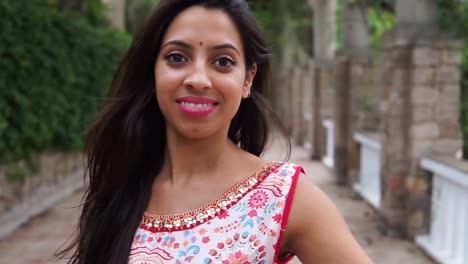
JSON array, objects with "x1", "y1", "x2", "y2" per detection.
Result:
[{"x1": 199, "y1": 42, "x2": 203, "y2": 46}]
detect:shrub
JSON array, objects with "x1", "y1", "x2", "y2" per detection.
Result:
[{"x1": 0, "y1": 0, "x2": 131, "y2": 163}]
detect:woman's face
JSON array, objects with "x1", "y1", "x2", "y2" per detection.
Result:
[{"x1": 155, "y1": 6, "x2": 256, "y2": 140}]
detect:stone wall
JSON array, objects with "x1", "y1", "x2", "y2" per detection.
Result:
[
  {"x1": 379, "y1": 29, "x2": 462, "y2": 236},
  {"x1": 0, "y1": 153, "x2": 85, "y2": 240}
]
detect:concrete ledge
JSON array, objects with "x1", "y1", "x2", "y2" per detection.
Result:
[
  {"x1": 417, "y1": 156, "x2": 468, "y2": 264},
  {"x1": 353, "y1": 131, "x2": 382, "y2": 209},
  {"x1": 0, "y1": 169, "x2": 84, "y2": 240},
  {"x1": 421, "y1": 157, "x2": 468, "y2": 188},
  {"x1": 353, "y1": 132, "x2": 381, "y2": 150},
  {"x1": 353, "y1": 183, "x2": 381, "y2": 209},
  {"x1": 416, "y1": 235, "x2": 464, "y2": 264},
  {"x1": 322, "y1": 119, "x2": 335, "y2": 168}
]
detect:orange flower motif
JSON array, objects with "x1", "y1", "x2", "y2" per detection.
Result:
[
  {"x1": 198, "y1": 228, "x2": 207, "y2": 235},
  {"x1": 222, "y1": 250, "x2": 250, "y2": 264},
  {"x1": 276, "y1": 201, "x2": 284, "y2": 208}
]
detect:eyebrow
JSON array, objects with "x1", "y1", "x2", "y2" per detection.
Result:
[{"x1": 160, "y1": 40, "x2": 240, "y2": 55}]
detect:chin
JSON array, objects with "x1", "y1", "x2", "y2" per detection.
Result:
[{"x1": 171, "y1": 125, "x2": 222, "y2": 141}]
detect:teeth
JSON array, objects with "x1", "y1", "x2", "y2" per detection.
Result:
[{"x1": 180, "y1": 102, "x2": 214, "y2": 108}]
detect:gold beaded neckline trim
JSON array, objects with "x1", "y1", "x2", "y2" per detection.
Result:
[{"x1": 140, "y1": 161, "x2": 283, "y2": 233}]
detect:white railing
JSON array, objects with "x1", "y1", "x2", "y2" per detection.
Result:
[
  {"x1": 322, "y1": 119, "x2": 334, "y2": 168},
  {"x1": 353, "y1": 132, "x2": 382, "y2": 209},
  {"x1": 416, "y1": 158, "x2": 468, "y2": 264}
]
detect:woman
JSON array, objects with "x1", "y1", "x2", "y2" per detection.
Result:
[{"x1": 60, "y1": 0, "x2": 373, "y2": 263}]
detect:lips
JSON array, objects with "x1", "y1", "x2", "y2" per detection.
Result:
[{"x1": 176, "y1": 96, "x2": 219, "y2": 117}]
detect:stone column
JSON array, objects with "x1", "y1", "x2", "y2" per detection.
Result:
[
  {"x1": 379, "y1": 0, "x2": 463, "y2": 236},
  {"x1": 334, "y1": 56, "x2": 352, "y2": 185},
  {"x1": 308, "y1": 0, "x2": 337, "y2": 159},
  {"x1": 292, "y1": 66, "x2": 308, "y2": 146},
  {"x1": 396, "y1": 0, "x2": 437, "y2": 28},
  {"x1": 291, "y1": 67, "x2": 302, "y2": 142},
  {"x1": 343, "y1": 2, "x2": 370, "y2": 62},
  {"x1": 341, "y1": 1, "x2": 372, "y2": 181},
  {"x1": 312, "y1": 0, "x2": 338, "y2": 67},
  {"x1": 302, "y1": 60, "x2": 314, "y2": 150},
  {"x1": 311, "y1": 64, "x2": 323, "y2": 159},
  {"x1": 278, "y1": 22, "x2": 296, "y2": 133},
  {"x1": 102, "y1": 0, "x2": 126, "y2": 31}
]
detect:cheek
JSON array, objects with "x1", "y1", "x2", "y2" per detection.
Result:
[
  {"x1": 216, "y1": 74, "x2": 245, "y2": 97},
  {"x1": 154, "y1": 65, "x2": 182, "y2": 98}
]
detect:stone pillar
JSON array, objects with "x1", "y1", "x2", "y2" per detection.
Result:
[
  {"x1": 311, "y1": 65, "x2": 323, "y2": 160},
  {"x1": 291, "y1": 67, "x2": 302, "y2": 142},
  {"x1": 308, "y1": 0, "x2": 337, "y2": 159},
  {"x1": 348, "y1": 61, "x2": 372, "y2": 181},
  {"x1": 343, "y1": 2, "x2": 370, "y2": 62},
  {"x1": 334, "y1": 56, "x2": 352, "y2": 185},
  {"x1": 396, "y1": 0, "x2": 437, "y2": 28},
  {"x1": 294, "y1": 66, "x2": 308, "y2": 146},
  {"x1": 278, "y1": 22, "x2": 296, "y2": 133},
  {"x1": 102, "y1": 0, "x2": 126, "y2": 31},
  {"x1": 379, "y1": 27, "x2": 462, "y2": 236},
  {"x1": 302, "y1": 60, "x2": 314, "y2": 150},
  {"x1": 285, "y1": 70, "x2": 294, "y2": 134},
  {"x1": 312, "y1": 0, "x2": 338, "y2": 67},
  {"x1": 341, "y1": 1, "x2": 372, "y2": 181}
]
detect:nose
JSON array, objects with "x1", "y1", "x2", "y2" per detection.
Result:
[{"x1": 183, "y1": 61, "x2": 212, "y2": 91}]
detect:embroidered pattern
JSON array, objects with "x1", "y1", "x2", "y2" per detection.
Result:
[{"x1": 129, "y1": 162, "x2": 301, "y2": 264}]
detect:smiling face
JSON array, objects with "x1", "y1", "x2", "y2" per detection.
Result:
[{"x1": 155, "y1": 6, "x2": 256, "y2": 141}]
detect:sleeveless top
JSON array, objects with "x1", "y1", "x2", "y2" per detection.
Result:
[{"x1": 129, "y1": 162, "x2": 303, "y2": 264}]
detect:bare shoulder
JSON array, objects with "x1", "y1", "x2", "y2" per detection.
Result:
[{"x1": 282, "y1": 173, "x2": 373, "y2": 264}]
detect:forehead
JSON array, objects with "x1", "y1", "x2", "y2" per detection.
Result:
[{"x1": 161, "y1": 6, "x2": 243, "y2": 50}]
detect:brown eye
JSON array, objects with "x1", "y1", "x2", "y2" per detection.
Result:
[
  {"x1": 165, "y1": 54, "x2": 187, "y2": 63},
  {"x1": 215, "y1": 57, "x2": 236, "y2": 67}
]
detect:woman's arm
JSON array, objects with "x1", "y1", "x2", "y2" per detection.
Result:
[{"x1": 283, "y1": 174, "x2": 374, "y2": 264}]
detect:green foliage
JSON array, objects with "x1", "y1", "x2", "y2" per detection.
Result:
[
  {"x1": 437, "y1": 0, "x2": 468, "y2": 159},
  {"x1": 336, "y1": 1, "x2": 396, "y2": 51},
  {"x1": 85, "y1": 0, "x2": 110, "y2": 26},
  {"x1": 0, "y1": 1, "x2": 131, "y2": 165},
  {"x1": 368, "y1": 7, "x2": 395, "y2": 50},
  {"x1": 251, "y1": 0, "x2": 313, "y2": 58},
  {"x1": 46, "y1": 0, "x2": 110, "y2": 27},
  {"x1": 336, "y1": 0, "x2": 343, "y2": 50}
]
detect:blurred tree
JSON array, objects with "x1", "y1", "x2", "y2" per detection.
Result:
[
  {"x1": 251, "y1": 0, "x2": 313, "y2": 59},
  {"x1": 53, "y1": 0, "x2": 109, "y2": 26},
  {"x1": 125, "y1": 0, "x2": 158, "y2": 35},
  {"x1": 57, "y1": 0, "x2": 86, "y2": 10}
]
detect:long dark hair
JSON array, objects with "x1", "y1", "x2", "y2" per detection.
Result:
[{"x1": 57, "y1": 0, "x2": 290, "y2": 263}]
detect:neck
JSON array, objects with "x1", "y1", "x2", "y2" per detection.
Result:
[{"x1": 162, "y1": 128, "x2": 240, "y2": 184}]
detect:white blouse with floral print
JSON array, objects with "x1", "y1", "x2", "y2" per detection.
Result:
[{"x1": 129, "y1": 162, "x2": 303, "y2": 264}]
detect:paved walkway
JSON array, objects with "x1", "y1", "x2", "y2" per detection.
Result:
[{"x1": 0, "y1": 138, "x2": 435, "y2": 263}]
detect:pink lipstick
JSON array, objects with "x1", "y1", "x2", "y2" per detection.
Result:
[{"x1": 176, "y1": 96, "x2": 218, "y2": 118}]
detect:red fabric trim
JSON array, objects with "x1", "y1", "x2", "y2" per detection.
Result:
[
  {"x1": 139, "y1": 162, "x2": 285, "y2": 233},
  {"x1": 274, "y1": 165, "x2": 304, "y2": 264}
]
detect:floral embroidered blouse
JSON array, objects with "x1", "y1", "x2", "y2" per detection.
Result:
[{"x1": 129, "y1": 161, "x2": 303, "y2": 264}]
